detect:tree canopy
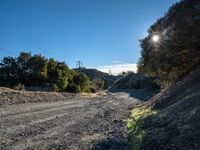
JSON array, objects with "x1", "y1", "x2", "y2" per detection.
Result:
[
  {"x1": 0, "y1": 52, "x2": 89, "y2": 92},
  {"x1": 138, "y1": 0, "x2": 200, "y2": 87}
]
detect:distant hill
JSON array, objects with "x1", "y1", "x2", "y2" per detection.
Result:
[{"x1": 74, "y1": 68, "x2": 119, "y2": 89}]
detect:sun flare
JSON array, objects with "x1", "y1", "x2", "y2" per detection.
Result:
[{"x1": 152, "y1": 35, "x2": 160, "y2": 42}]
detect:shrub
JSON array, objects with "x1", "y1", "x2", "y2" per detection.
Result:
[
  {"x1": 0, "y1": 52, "x2": 91, "y2": 93},
  {"x1": 72, "y1": 72, "x2": 89, "y2": 92},
  {"x1": 92, "y1": 78, "x2": 104, "y2": 90},
  {"x1": 89, "y1": 85, "x2": 98, "y2": 93},
  {"x1": 113, "y1": 72, "x2": 159, "y2": 90},
  {"x1": 66, "y1": 84, "x2": 81, "y2": 93},
  {"x1": 51, "y1": 84, "x2": 59, "y2": 92}
]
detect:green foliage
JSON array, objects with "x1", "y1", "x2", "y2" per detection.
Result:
[
  {"x1": 114, "y1": 72, "x2": 159, "y2": 90},
  {"x1": 74, "y1": 68, "x2": 119, "y2": 90},
  {"x1": 127, "y1": 107, "x2": 157, "y2": 150},
  {"x1": 28, "y1": 54, "x2": 48, "y2": 85},
  {"x1": 47, "y1": 59, "x2": 70, "y2": 91},
  {"x1": 138, "y1": 0, "x2": 200, "y2": 88},
  {"x1": 0, "y1": 52, "x2": 90, "y2": 93},
  {"x1": 51, "y1": 84, "x2": 59, "y2": 92},
  {"x1": 72, "y1": 72, "x2": 89, "y2": 92},
  {"x1": 67, "y1": 84, "x2": 81, "y2": 93}
]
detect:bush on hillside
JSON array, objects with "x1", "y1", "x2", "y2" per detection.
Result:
[
  {"x1": 113, "y1": 72, "x2": 159, "y2": 90},
  {"x1": 91, "y1": 78, "x2": 104, "y2": 90},
  {"x1": 0, "y1": 52, "x2": 89, "y2": 93},
  {"x1": 74, "y1": 68, "x2": 119, "y2": 90},
  {"x1": 89, "y1": 86, "x2": 97, "y2": 93},
  {"x1": 66, "y1": 84, "x2": 81, "y2": 93}
]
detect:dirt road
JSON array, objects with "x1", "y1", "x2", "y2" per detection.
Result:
[{"x1": 0, "y1": 92, "x2": 138, "y2": 150}]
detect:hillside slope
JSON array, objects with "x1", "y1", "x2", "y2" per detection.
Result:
[
  {"x1": 109, "y1": 72, "x2": 159, "y2": 100},
  {"x1": 74, "y1": 68, "x2": 119, "y2": 89},
  {"x1": 128, "y1": 67, "x2": 200, "y2": 150},
  {"x1": 110, "y1": 73, "x2": 157, "y2": 90}
]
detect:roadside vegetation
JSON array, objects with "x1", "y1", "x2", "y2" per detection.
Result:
[
  {"x1": 127, "y1": 106, "x2": 157, "y2": 150},
  {"x1": 128, "y1": 0, "x2": 200, "y2": 149},
  {"x1": 0, "y1": 52, "x2": 89, "y2": 93},
  {"x1": 113, "y1": 72, "x2": 158, "y2": 90},
  {"x1": 128, "y1": 67, "x2": 200, "y2": 150},
  {"x1": 75, "y1": 68, "x2": 119, "y2": 91},
  {"x1": 109, "y1": 72, "x2": 160, "y2": 100}
]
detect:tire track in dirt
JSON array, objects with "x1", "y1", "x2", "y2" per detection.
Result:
[{"x1": 0, "y1": 93, "x2": 139, "y2": 150}]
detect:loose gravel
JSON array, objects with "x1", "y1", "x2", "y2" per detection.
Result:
[{"x1": 0, "y1": 92, "x2": 139, "y2": 150}]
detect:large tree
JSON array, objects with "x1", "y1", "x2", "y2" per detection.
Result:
[{"x1": 138, "y1": 0, "x2": 200, "y2": 87}]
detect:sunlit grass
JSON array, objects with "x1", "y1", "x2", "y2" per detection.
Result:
[{"x1": 127, "y1": 107, "x2": 157, "y2": 150}]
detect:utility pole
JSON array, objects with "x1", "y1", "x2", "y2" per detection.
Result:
[
  {"x1": 109, "y1": 69, "x2": 112, "y2": 75},
  {"x1": 76, "y1": 60, "x2": 83, "y2": 68}
]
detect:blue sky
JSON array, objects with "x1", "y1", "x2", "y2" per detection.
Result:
[{"x1": 0, "y1": 0, "x2": 180, "y2": 74}]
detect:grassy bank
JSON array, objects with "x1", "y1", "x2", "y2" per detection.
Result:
[{"x1": 127, "y1": 107, "x2": 157, "y2": 150}]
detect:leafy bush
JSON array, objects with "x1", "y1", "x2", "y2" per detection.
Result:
[
  {"x1": 0, "y1": 52, "x2": 90, "y2": 93},
  {"x1": 66, "y1": 84, "x2": 81, "y2": 93},
  {"x1": 72, "y1": 72, "x2": 89, "y2": 92},
  {"x1": 74, "y1": 68, "x2": 119, "y2": 90},
  {"x1": 113, "y1": 72, "x2": 159, "y2": 90},
  {"x1": 51, "y1": 84, "x2": 59, "y2": 92}
]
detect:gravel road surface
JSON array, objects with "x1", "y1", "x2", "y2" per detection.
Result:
[{"x1": 0, "y1": 92, "x2": 139, "y2": 150}]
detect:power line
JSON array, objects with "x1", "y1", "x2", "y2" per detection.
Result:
[{"x1": 0, "y1": 48, "x2": 17, "y2": 56}]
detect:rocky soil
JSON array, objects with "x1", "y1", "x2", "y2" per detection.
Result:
[
  {"x1": 0, "y1": 87, "x2": 102, "y2": 105},
  {"x1": 0, "y1": 92, "x2": 139, "y2": 150},
  {"x1": 134, "y1": 67, "x2": 200, "y2": 150}
]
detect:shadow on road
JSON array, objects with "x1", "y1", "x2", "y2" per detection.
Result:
[
  {"x1": 108, "y1": 88, "x2": 159, "y2": 101},
  {"x1": 91, "y1": 134, "x2": 129, "y2": 150}
]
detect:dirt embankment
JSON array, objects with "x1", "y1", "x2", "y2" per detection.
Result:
[
  {"x1": 128, "y1": 67, "x2": 200, "y2": 150},
  {"x1": 0, "y1": 87, "x2": 104, "y2": 105}
]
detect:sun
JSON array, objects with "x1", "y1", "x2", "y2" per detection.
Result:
[{"x1": 152, "y1": 35, "x2": 160, "y2": 42}]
